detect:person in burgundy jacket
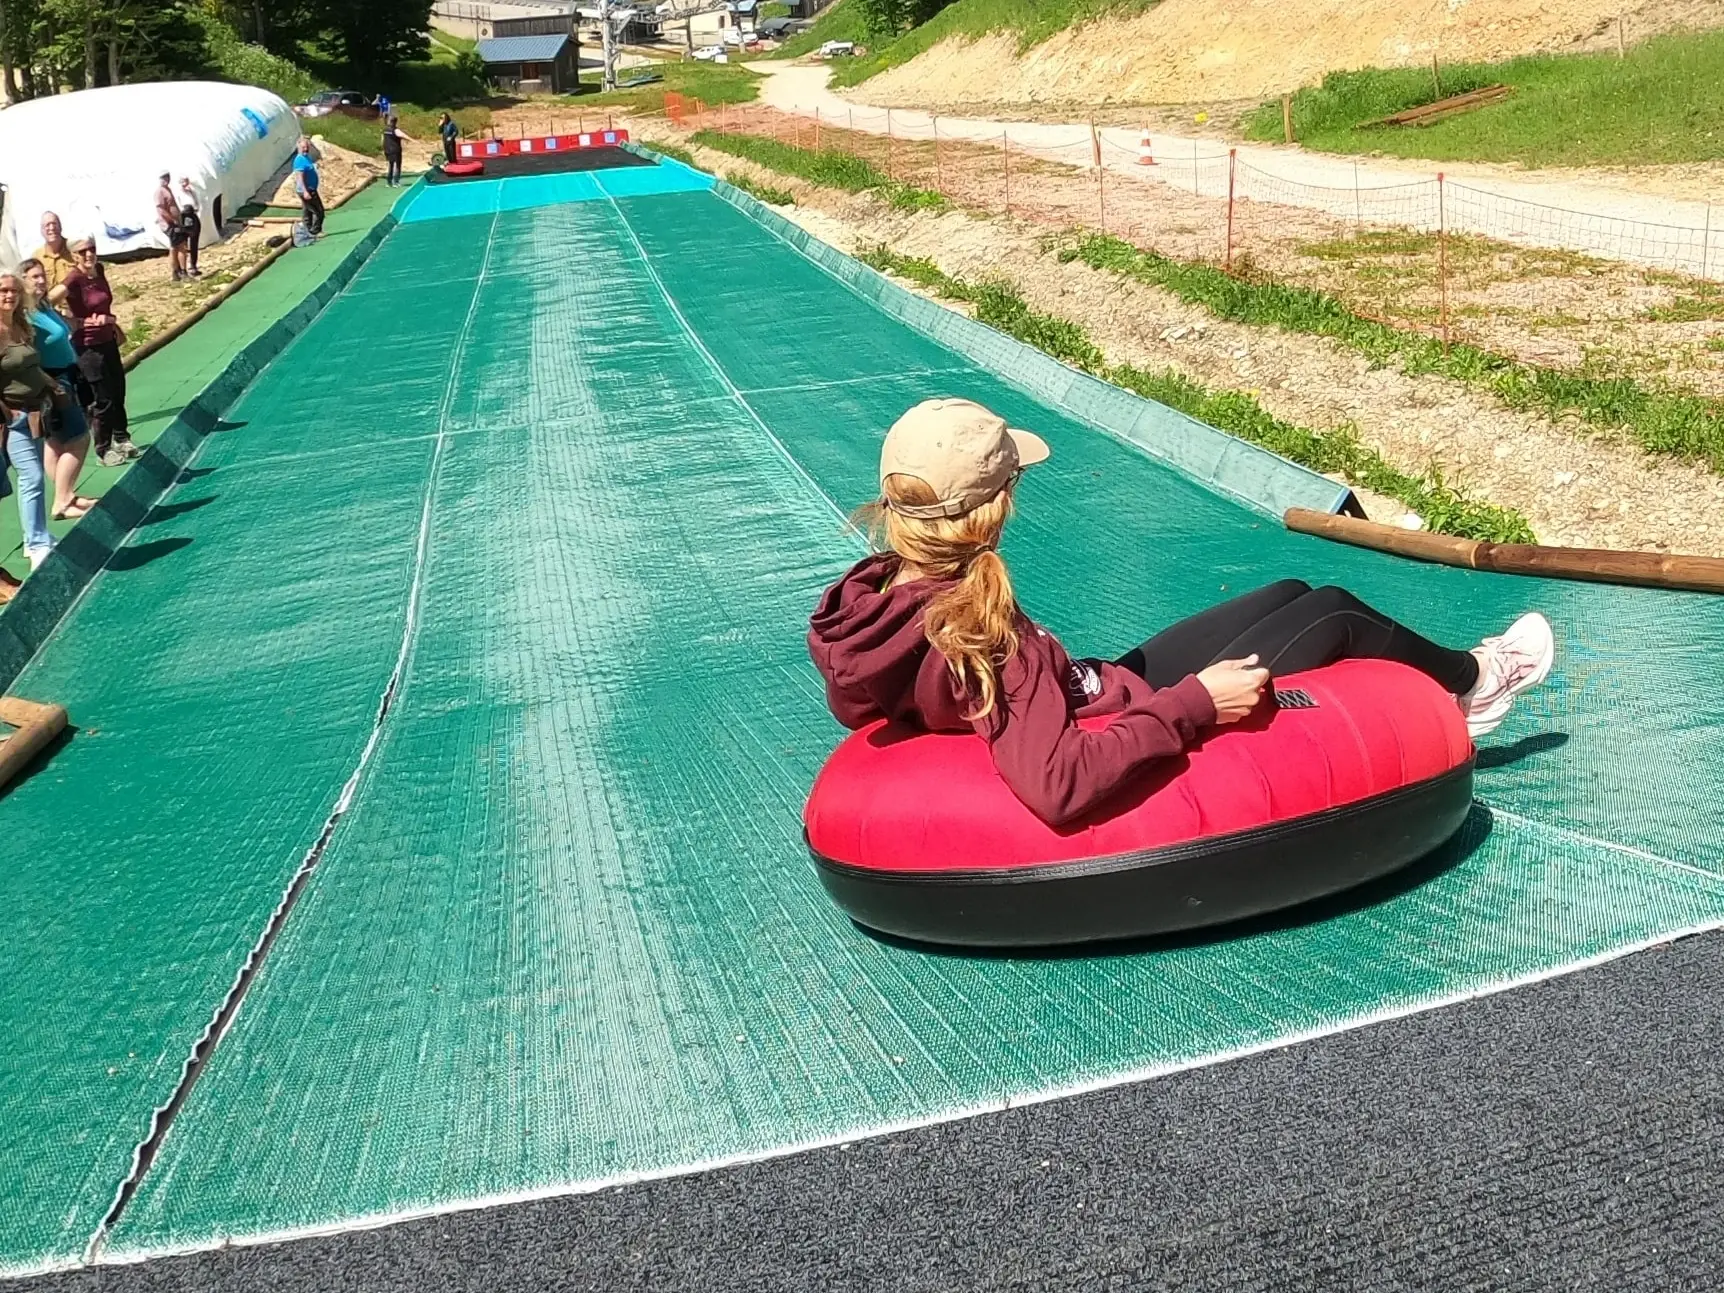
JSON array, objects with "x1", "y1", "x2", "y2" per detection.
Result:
[
  {"x1": 808, "y1": 398, "x2": 1555, "y2": 829},
  {"x1": 62, "y1": 238, "x2": 136, "y2": 467}
]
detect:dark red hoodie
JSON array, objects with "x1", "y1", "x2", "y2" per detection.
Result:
[{"x1": 808, "y1": 552, "x2": 1217, "y2": 828}]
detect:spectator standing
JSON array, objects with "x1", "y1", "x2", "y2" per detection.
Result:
[
  {"x1": 156, "y1": 171, "x2": 188, "y2": 281},
  {"x1": 293, "y1": 138, "x2": 325, "y2": 236},
  {"x1": 0, "y1": 273, "x2": 59, "y2": 568},
  {"x1": 381, "y1": 115, "x2": 408, "y2": 187},
  {"x1": 439, "y1": 112, "x2": 459, "y2": 163},
  {"x1": 377, "y1": 93, "x2": 392, "y2": 120},
  {"x1": 32, "y1": 213, "x2": 76, "y2": 306},
  {"x1": 20, "y1": 259, "x2": 96, "y2": 521},
  {"x1": 177, "y1": 177, "x2": 203, "y2": 277},
  {"x1": 62, "y1": 238, "x2": 136, "y2": 467}
]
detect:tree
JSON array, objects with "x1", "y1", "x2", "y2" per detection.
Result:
[
  {"x1": 203, "y1": 0, "x2": 322, "y2": 58},
  {"x1": 314, "y1": 0, "x2": 430, "y2": 74},
  {"x1": 850, "y1": 0, "x2": 953, "y2": 41}
]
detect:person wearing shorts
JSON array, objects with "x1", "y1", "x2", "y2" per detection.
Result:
[
  {"x1": 157, "y1": 171, "x2": 189, "y2": 281},
  {"x1": 293, "y1": 139, "x2": 324, "y2": 236}
]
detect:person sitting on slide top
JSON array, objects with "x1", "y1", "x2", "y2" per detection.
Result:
[{"x1": 807, "y1": 398, "x2": 1555, "y2": 828}]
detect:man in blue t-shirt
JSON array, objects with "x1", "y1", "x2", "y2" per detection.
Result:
[{"x1": 292, "y1": 138, "x2": 324, "y2": 236}]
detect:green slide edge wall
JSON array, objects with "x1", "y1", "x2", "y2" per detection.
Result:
[
  {"x1": 630, "y1": 145, "x2": 1353, "y2": 521},
  {"x1": 0, "y1": 208, "x2": 405, "y2": 697}
]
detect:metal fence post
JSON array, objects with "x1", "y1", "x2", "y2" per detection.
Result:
[
  {"x1": 1225, "y1": 148, "x2": 1236, "y2": 271},
  {"x1": 1438, "y1": 171, "x2": 1451, "y2": 351}
]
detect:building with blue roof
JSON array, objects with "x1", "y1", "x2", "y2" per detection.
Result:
[{"x1": 476, "y1": 31, "x2": 582, "y2": 93}]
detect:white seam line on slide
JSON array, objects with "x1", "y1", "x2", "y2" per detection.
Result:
[
  {"x1": 81, "y1": 206, "x2": 503, "y2": 1265},
  {"x1": 1484, "y1": 802, "x2": 1724, "y2": 884},
  {"x1": 598, "y1": 179, "x2": 866, "y2": 551},
  {"x1": 77, "y1": 913, "x2": 1724, "y2": 1271}
]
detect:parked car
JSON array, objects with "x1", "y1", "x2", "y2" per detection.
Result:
[
  {"x1": 819, "y1": 40, "x2": 855, "y2": 57},
  {"x1": 692, "y1": 44, "x2": 727, "y2": 60},
  {"x1": 295, "y1": 90, "x2": 377, "y2": 119}
]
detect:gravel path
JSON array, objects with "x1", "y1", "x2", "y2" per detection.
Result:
[
  {"x1": 666, "y1": 128, "x2": 1724, "y2": 555},
  {"x1": 757, "y1": 65, "x2": 1722, "y2": 280}
]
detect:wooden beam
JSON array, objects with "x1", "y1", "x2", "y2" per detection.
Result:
[
  {"x1": 1285, "y1": 508, "x2": 1724, "y2": 594},
  {"x1": 0, "y1": 697, "x2": 68, "y2": 794}
]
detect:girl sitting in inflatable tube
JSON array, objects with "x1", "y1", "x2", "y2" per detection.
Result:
[{"x1": 807, "y1": 398, "x2": 1555, "y2": 830}]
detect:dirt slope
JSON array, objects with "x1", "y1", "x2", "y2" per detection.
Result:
[{"x1": 853, "y1": 0, "x2": 1724, "y2": 108}]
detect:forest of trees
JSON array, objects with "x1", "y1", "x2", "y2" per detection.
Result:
[{"x1": 0, "y1": 0, "x2": 435, "y2": 100}]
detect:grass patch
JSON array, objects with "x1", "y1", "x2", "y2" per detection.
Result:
[
  {"x1": 1245, "y1": 29, "x2": 1724, "y2": 167},
  {"x1": 1067, "y1": 232, "x2": 1724, "y2": 475},
  {"x1": 829, "y1": 0, "x2": 1158, "y2": 87},
  {"x1": 573, "y1": 60, "x2": 761, "y2": 112},
  {"x1": 726, "y1": 171, "x2": 796, "y2": 204},
  {"x1": 1645, "y1": 287, "x2": 1724, "y2": 323},
  {"x1": 858, "y1": 244, "x2": 1533, "y2": 542},
  {"x1": 199, "y1": 13, "x2": 324, "y2": 103},
  {"x1": 428, "y1": 29, "x2": 477, "y2": 54},
  {"x1": 690, "y1": 129, "x2": 948, "y2": 209},
  {"x1": 650, "y1": 140, "x2": 699, "y2": 166},
  {"x1": 120, "y1": 317, "x2": 156, "y2": 357},
  {"x1": 772, "y1": 0, "x2": 867, "y2": 59}
]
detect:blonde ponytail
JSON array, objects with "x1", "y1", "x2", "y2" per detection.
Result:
[{"x1": 857, "y1": 474, "x2": 1021, "y2": 720}]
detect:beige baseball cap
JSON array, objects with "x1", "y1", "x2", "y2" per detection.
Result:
[{"x1": 880, "y1": 398, "x2": 1050, "y2": 519}]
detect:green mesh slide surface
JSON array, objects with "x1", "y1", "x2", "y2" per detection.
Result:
[
  {"x1": 0, "y1": 186, "x2": 417, "y2": 1276},
  {"x1": 0, "y1": 183, "x2": 402, "y2": 581},
  {"x1": 6, "y1": 178, "x2": 1724, "y2": 1271}
]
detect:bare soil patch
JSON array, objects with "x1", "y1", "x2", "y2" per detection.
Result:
[
  {"x1": 856, "y1": 0, "x2": 1724, "y2": 108},
  {"x1": 654, "y1": 119, "x2": 1724, "y2": 556},
  {"x1": 704, "y1": 107, "x2": 1724, "y2": 399},
  {"x1": 108, "y1": 139, "x2": 383, "y2": 360}
]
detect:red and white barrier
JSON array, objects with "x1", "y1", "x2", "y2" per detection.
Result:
[{"x1": 457, "y1": 128, "x2": 630, "y2": 160}]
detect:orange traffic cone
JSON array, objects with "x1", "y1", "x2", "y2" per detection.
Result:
[{"x1": 1138, "y1": 128, "x2": 1156, "y2": 166}]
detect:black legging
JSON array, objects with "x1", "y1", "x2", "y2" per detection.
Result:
[
  {"x1": 1114, "y1": 580, "x2": 1480, "y2": 695},
  {"x1": 75, "y1": 338, "x2": 128, "y2": 453},
  {"x1": 385, "y1": 153, "x2": 403, "y2": 186}
]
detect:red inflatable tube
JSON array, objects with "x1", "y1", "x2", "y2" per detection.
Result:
[
  {"x1": 443, "y1": 159, "x2": 486, "y2": 177},
  {"x1": 804, "y1": 659, "x2": 1475, "y2": 947}
]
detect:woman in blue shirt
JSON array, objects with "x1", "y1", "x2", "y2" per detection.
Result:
[{"x1": 21, "y1": 259, "x2": 95, "y2": 521}]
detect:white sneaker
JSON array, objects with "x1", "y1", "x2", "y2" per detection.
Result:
[
  {"x1": 1459, "y1": 612, "x2": 1555, "y2": 739},
  {"x1": 24, "y1": 544, "x2": 53, "y2": 572}
]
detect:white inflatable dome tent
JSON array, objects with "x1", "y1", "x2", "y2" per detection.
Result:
[{"x1": 0, "y1": 81, "x2": 299, "y2": 265}]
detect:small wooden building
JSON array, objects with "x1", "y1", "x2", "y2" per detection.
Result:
[{"x1": 476, "y1": 32, "x2": 581, "y2": 94}]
